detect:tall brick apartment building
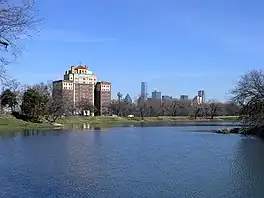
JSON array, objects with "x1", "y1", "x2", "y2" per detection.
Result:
[
  {"x1": 53, "y1": 65, "x2": 111, "y2": 115},
  {"x1": 94, "y1": 81, "x2": 111, "y2": 115}
]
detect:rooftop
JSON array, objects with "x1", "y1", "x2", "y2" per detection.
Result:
[{"x1": 72, "y1": 65, "x2": 88, "y2": 70}]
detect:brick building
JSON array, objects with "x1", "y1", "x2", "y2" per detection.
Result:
[
  {"x1": 94, "y1": 81, "x2": 111, "y2": 116},
  {"x1": 53, "y1": 65, "x2": 111, "y2": 115}
]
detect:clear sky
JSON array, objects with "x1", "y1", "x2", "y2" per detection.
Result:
[{"x1": 9, "y1": 0, "x2": 264, "y2": 101}]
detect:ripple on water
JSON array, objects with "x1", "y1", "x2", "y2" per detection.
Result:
[{"x1": 0, "y1": 126, "x2": 264, "y2": 198}]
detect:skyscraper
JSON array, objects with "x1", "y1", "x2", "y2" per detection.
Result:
[
  {"x1": 197, "y1": 90, "x2": 205, "y2": 104},
  {"x1": 141, "y1": 82, "x2": 147, "y2": 100},
  {"x1": 124, "y1": 94, "x2": 132, "y2": 104},
  {"x1": 180, "y1": 95, "x2": 188, "y2": 101},
  {"x1": 162, "y1": 95, "x2": 172, "y2": 100},
  {"x1": 152, "y1": 90, "x2": 161, "y2": 100}
]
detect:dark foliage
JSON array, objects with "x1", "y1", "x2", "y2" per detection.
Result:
[
  {"x1": 21, "y1": 88, "x2": 48, "y2": 122},
  {"x1": 0, "y1": 88, "x2": 17, "y2": 111}
]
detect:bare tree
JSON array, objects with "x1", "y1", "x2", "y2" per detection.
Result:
[
  {"x1": 189, "y1": 103, "x2": 202, "y2": 119},
  {"x1": 45, "y1": 98, "x2": 64, "y2": 122},
  {"x1": 159, "y1": 102, "x2": 166, "y2": 116},
  {"x1": 207, "y1": 100, "x2": 220, "y2": 119},
  {"x1": 222, "y1": 101, "x2": 239, "y2": 116},
  {"x1": 76, "y1": 98, "x2": 96, "y2": 115},
  {"x1": 164, "y1": 100, "x2": 179, "y2": 116},
  {"x1": 0, "y1": 0, "x2": 41, "y2": 81},
  {"x1": 232, "y1": 69, "x2": 264, "y2": 105},
  {"x1": 232, "y1": 69, "x2": 264, "y2": 133},
  {"x1": 177, "y1": 100, "x2": 191, "y2": 116},
  {"x1": 147, "y1": 99, "x2": 161, "y2": 116},
  {"x1": 137, "y1": 97, "x2": 148, "y2": 120}
]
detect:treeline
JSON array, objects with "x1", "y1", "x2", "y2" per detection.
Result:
[
  {"x1": 110, "y1": 99, "x2": 239, "y2": 119},
  {"x1": 0, "y1": 82, "x2": 77, "y2": 123}
]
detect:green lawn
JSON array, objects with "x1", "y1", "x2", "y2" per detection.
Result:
[{"x1": 0, "y1": 115, "x2": 52, "y2": 132}]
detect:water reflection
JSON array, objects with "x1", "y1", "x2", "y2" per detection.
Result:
[
  {"x1": 0, "y1": 121, "x2": 241, "y2": 139},
  {"x1": 1, "y1": 126, "x2": 264, "y2": 197},
  {"x1": 0, "y1": 129, "x2": 65, "y2": 139},
  {"x1": 70, "y1": 123, "x2": 106, "y2": 131},
  {"x1": 0, "y1": 129, "x2": 42, "y2": 139}
]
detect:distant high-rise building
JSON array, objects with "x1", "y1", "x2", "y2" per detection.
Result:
[
  {"x1": 152, "y1": 90, "x2": 161, "y2": 100},
  {"x1": 141, "y1": 82, "x2": 147, "y2": 100},
  {"x1": 197, "y1": 90, "x2": 205, "y2": 104},
  {"x1": 180, "y1": 95, "x2": 188, "y2": 101},
  {"x1": 124, "y1": 94, "x2": 132, "y2": 104},
  {"x1": 162, "y1": 95, "x2": 172, "y2": 100}
]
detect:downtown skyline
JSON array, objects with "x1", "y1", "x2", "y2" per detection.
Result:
[{"x1": 136, "y1": 81, "x2": 205, "y2": 102}]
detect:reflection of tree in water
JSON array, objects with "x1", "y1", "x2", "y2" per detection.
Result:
[
  {"x1": 228, "y1": 136, "x2": 264, "y2": 198},
  {"x1": 0, "y1": 131, "x2": 20, "y2": 139},
  {"x1": 22, "y1": 129, "x2": 41, "y2": 136}
]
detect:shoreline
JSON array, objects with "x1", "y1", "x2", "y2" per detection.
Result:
[{"x1": 0, "y1": 115, "x2": 239, "y2": 132}]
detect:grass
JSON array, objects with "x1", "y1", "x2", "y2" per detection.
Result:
[
  {"x1": 58, "y1": 115, "x2": 239, "y2": 124},
  {"x1": 215, "y1": 116, "x2": 239, "y2": 121},
  {"x1": 57, "y1": 115, "x2": 193, "y2": 125},
  {"x1": 0, "y1": 115, "x2": 53, "y2": 132}
]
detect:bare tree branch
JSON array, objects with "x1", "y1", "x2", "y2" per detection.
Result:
[
  {"x1": 0, "y1": 0, "x2": 42, "y2": 81},
  {"x1": 232, "y1": 69, "x2": 264, "y2": 133}
]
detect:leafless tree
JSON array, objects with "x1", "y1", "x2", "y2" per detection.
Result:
[
  {"x1": 222, "y1": 101, "x2": 239, "y2": 116},
  {"x1": 164, "y1": 100, "x2": 179, "y2": 116},
  {"x1": 189, "y1": 103, "x2": 202, "y2": 119},
  {"x1": 32, "y1": 82, "x2": 49, "y2": 96},
  {"x1": 177, "y1": 100, "x2": 191, "y2": 116},
  {"x1": 232, "y1": 69, "x2": 264, "y2": 133},
  {"x1": 136, "y1": 98, "x2": 148, "y2": 119},
  {"x1": 76, "y1": 98, "x2": 96, "y2": 115},
  {"x1": 0, "y1": 0, "x2": 42, "y2": 81},
  {"x1": 147, "y1": 99, "x2": 161, "y2": 116},
  {"x1": 207, "y1": 100, "x2": 220, "y2": 119},
  {"x1": 232, "y1": 69, "x2": 264, "y2": 105},
  {"x1": 45, "y1": 98, "x2": 64, "y2": 122},
  {"x1": 109, "y1": 100, "x2": 118, "y2": 115},
  {"x1": 159, "y1": 101, "x2": 166, "y2": 116}
]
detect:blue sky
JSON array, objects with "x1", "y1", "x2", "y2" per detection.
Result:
[{"x1": 9, "y1": 0, "x2": 264, "y2": 101}]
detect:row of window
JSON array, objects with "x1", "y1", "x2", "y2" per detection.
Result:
[
  {"x1": 73, "y1": 70, "x2": 87, "y2": 74},
  {"x1": 101, "y1": 89, "x2": 110, "y2": 91},
  {"x1": 101, "y1": 85, "x2": 110, "y2": 88}
]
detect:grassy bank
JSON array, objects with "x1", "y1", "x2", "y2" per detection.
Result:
[
  {"x1": 0, "y1": 115, "x2": 239, "y2": 132},
  {"x1": 0, "y1": 116, "x2": 53, "y2": 132},
  {"x1": 215, "y1": 116, "x2": 239, "y2": 121},
  {"x1": 58, "y1": 115, "x2": 239, "y2": 125}
]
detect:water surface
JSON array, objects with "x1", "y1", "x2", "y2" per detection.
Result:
[{"x1": 0, "y1": 125, "x2": 264, "y2": 198}]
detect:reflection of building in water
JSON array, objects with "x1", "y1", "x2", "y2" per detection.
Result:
[{"x1": 82, "y1": 123, "x2": 90, "y2": 129}]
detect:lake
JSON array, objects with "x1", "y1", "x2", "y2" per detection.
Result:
[{"x1": 0, "y1": 122, "x2": 264, "y2": 197}]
